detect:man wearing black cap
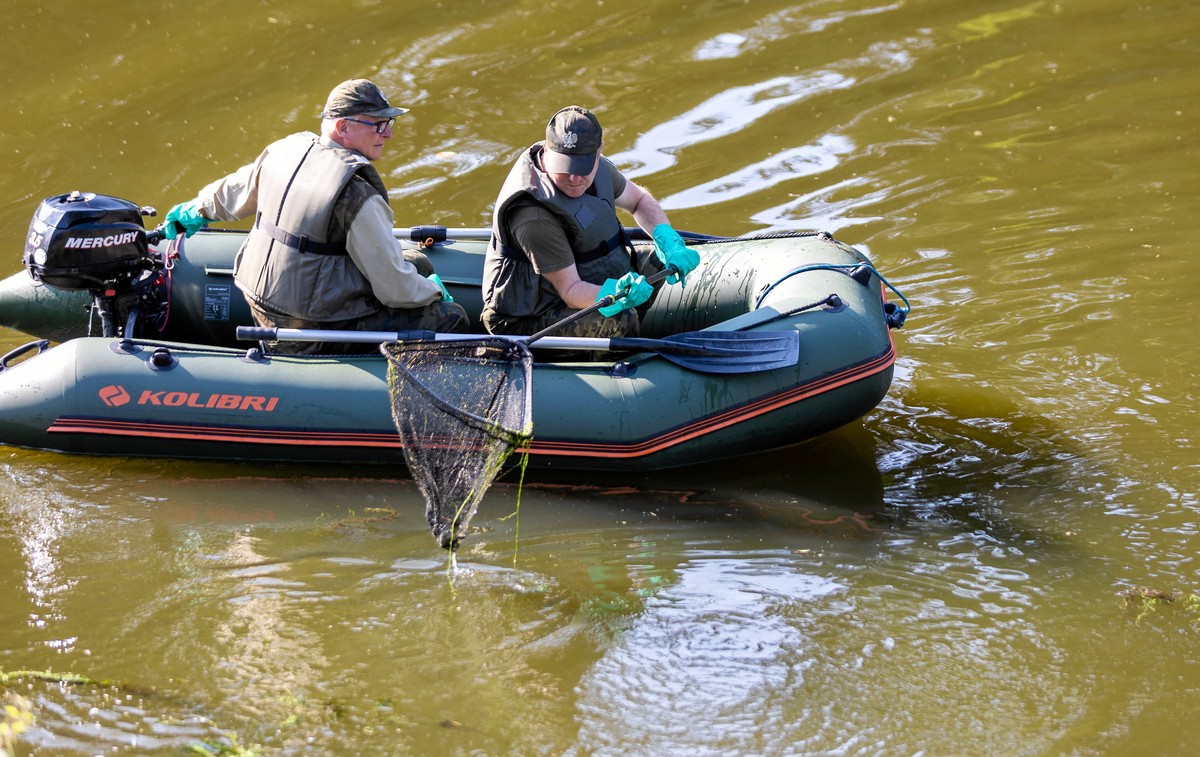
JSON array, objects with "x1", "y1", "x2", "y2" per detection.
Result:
[
  {"x1": 162, "y1": 78, "x2": 468, "y2": 354},
  {"x1": 481, "y1": 105, "x2": 699, "y2": 338}
]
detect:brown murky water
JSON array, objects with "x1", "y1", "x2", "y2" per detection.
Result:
[{"x1": 3, "y1": 1, "x2": 1200, "y2": 754}]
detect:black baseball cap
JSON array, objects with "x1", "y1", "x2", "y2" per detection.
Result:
[
  {"x1": 320, "y1": 79, "x2": 409, "y2": 119},
  {"x1": 543, "y1": 106, "x2": 602, "y2": 175}
]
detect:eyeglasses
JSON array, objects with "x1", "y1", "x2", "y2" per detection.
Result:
[{"x1": 342, "y1": 117, "x2": 395, "y2": 134}]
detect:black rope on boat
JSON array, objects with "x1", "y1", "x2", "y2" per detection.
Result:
[
  {"x1": 685, "y1": 229, "x2": 830, "y2": 246},
  {"x1": 107, "y1": 339, "x2": 238, "y2": 357},
  {"x1": 754, "y1": 262, "x2": 911, "y2": 323},
  {"x1": 735, "y1": 295, "x2": 843, "y2": 331},
  {"x1": 114, "y1": 338, "x2": 386, "y2": 360}
]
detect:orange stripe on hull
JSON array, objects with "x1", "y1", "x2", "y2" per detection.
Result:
[{"x1": 48, "y1": 419, "x2": 403, "y2": 448}]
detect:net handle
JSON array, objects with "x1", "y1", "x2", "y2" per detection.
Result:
[{"x1": 526, "y1": 264, "x2": 679, "y2": 344}]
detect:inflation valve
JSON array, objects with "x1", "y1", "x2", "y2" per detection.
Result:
[{"x1": 147, "y1": 346, "x2": 177, "y2": 371}]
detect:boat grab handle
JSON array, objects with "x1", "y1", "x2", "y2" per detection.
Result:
[{"x1": 0, "y1": 339, "x2": 50, "y2": 372}]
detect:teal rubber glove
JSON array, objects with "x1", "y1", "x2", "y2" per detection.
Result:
[
  {"x1": 652, "y1": 223, "x2": 700, "y2": 287},
  {"x1": 163, "y1": 200, "x2": 211, "y2": 240},
  {"x1": 596, "y1": 272, "x2": 652, "y2": 317},
  {"x1": 427, "y1": 273, "x2": 454, "y2": 302}
]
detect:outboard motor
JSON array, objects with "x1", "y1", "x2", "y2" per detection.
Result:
[{"x1": 24, "y1": 191, "x2": 171, "y2": 339}]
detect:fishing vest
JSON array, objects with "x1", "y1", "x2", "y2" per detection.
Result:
[
  {"x1": 233, "y1": 132, "x2": 389, "y2": 321},
  {"x1": 483, "y1": 145, "x2": 633, "y2": 319}
]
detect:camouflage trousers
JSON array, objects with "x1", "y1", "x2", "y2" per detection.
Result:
[
  {"x1": 246, "y1": 249, "x2": 470, "y2": 355},
  {"x1": 485, "y1": 304, "x2": 640, "y2": 340},
  {"x1": 483, "y1": 246, "x2": 665, "y2": 340}
]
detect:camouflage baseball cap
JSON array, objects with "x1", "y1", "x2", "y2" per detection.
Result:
[{"x1": 320, "y1": 79, "x2": 409, "y2": 119}]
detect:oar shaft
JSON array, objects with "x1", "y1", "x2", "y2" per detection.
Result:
[{"x1": 238, "y1": 326, "x2": 618, "y2": 351}]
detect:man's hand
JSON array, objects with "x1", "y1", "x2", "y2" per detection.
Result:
[
  {"x1": 596, "y1": 272, "x2": 652, "y2": 316},
  {"x1": 652, "y1": 224, "x2": 699, "y2": 286},
  {"x1": 163, "y1": 200, "x2": 211, "y2": 239}
]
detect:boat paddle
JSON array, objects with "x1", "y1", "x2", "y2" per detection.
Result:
[{"x1": 237, "y1": 261, "x2": 800, "y2": 373}]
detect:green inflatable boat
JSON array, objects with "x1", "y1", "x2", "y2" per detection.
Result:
[{"x1": 0, "y1": 196, "x2": 907, "y2": 471}]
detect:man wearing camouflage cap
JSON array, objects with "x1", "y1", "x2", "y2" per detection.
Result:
[{"x1": 163, "y1": 79, "x2": 467, "y2": 354}]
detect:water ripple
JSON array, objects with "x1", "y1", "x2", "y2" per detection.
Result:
[
  {"x1": 662, "y1": 134, "x2": 855, "y2": 211},
  {"x1": 693, "y1": 2, "x2": 904, "y2": 60},
  {"x1": 569, "y1": 552, "x2": 841, "y2": 756},
  {"x1": 609, "y1": 73, "x2": 856, "y2": 179}
]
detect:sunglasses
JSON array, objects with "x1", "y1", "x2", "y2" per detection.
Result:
[{"x1": 342, "y1": 117, "x2": 395, "y2": 134}]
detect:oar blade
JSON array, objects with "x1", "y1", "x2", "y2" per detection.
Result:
[{"x1": 655, "y1": 330, "x2": 799, "y2": 374}]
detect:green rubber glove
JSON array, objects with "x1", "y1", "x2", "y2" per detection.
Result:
[
  {"x1": 652, "y1": 223, "x2": 699, "y2": 287},
  {"x1": 427, "y1": 273, "x2": 454, "y2": 302},
  {"x1": 163, "y1": 200, "x2": 211, "y2": 239},
  {"x1": 596, "y1": 272, "x2": 652, "y2": 317}
]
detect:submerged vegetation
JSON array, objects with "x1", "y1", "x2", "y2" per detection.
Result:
[
  {"x1": 1, "y1": 668, "x2": 260, "y2": 756},
  {"x1": 1, "y1": 691, "x2": 34, "y2": 757},
  {"x1": 1121, "y1": 587, "x2": 1200, "y2": 625}
]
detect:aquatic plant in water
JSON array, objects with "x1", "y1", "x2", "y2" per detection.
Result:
[
  {"x1": 1, "y1": 691, "x2": 34, "y2": 757},
  {"x1": 1121, "y1": 587, "x2": 1200, "y2": 625}
]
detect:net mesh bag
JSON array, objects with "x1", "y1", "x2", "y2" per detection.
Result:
[{"x1": 381, "y1": 338, "x2": 534, "y2": 551}]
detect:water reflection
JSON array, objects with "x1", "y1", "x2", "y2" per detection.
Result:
[
  {"x1": 661, "y1": 133, "x2": 855, "y2": 211},
  {"x1": 692, "y1": 1, "x2": 904, "y2": 61},
  {"x1": 569, "y1": 552, "x2": 843, "y2": 757},
  {"x1": 751, "y1": 175, "x2": 886, "y2": 235},
  {"x1": 1, "y1": 466, "x2": 76, "y2": 650},
  {"x1": 609, "y1": 73, "x2": 856, "y2": 180},
  {"x1": 388, "y1": 143, "x2": 505, "y2": 201},
  {"x1": 0, "y1": 432, "x2": 898, "y2": 753}
]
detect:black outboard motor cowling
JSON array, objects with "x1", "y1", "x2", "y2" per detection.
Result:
[{"x1": 24, "y1": 191, "x2": 150, "y2": 291}]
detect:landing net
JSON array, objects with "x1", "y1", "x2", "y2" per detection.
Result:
[{"x1": 381, "y1": 338, "x2": 534, "y2": 551}]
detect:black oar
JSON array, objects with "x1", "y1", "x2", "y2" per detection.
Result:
[{"x1": 236, "y1": 327, "x2": 798, "y2": 375}]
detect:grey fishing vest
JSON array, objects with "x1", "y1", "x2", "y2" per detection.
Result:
[
  {"x1": 483, "y1": 145, "x2": 633, "y2": 319},
  {"x1": 233, "y1": 132, "x2": 388, "y2": 321}
]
